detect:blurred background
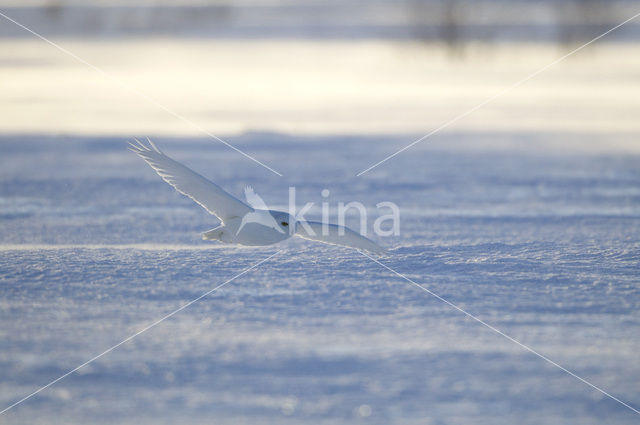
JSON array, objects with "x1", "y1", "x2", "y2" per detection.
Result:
[{"x1": 1, "y1": 0, "x2": 639, "y2": 142}]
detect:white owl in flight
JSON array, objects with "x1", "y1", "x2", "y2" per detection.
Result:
[{"x1": 129, "y1": 139, "x2": 386, "y2": 254}]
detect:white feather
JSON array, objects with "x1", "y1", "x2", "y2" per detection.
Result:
[
  {"x1": 130, "y1": 139, "x2": 252, "y2": 222},
  {"x1": 295, "y1": 221, "x2": 387, "y2": 254}
]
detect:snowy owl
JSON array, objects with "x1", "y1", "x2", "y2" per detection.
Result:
[{"x1": 129, "y1": 139, "x2": 386, "y2": 254}]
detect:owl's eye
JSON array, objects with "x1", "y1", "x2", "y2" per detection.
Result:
[{"x1": 281, "y1": 221, "x2": 289, "y2": 226}]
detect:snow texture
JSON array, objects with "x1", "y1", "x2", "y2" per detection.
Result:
[{"x1": 0, "y1": 134, "x2": 639, "y2": 424}]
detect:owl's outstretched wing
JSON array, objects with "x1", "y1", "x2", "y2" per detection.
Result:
[
  {"x1": 129, "y1": 139, "x2": 253, "y2": 222},
  {"x1": 295, "y1": 221, "x2": 387, "y2": 255}
]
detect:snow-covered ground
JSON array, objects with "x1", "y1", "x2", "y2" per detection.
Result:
[{"x1": 1, "y1": 132, "x2": 639, "y2": 424}]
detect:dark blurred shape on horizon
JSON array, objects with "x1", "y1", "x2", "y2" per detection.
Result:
[{"x1": 0, "y1": 0, "x2": 639, "y2": 44}]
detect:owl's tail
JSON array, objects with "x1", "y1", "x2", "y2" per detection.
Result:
[{"x1": 202, "y1": 225, "x2": 233, "y2": 243}]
